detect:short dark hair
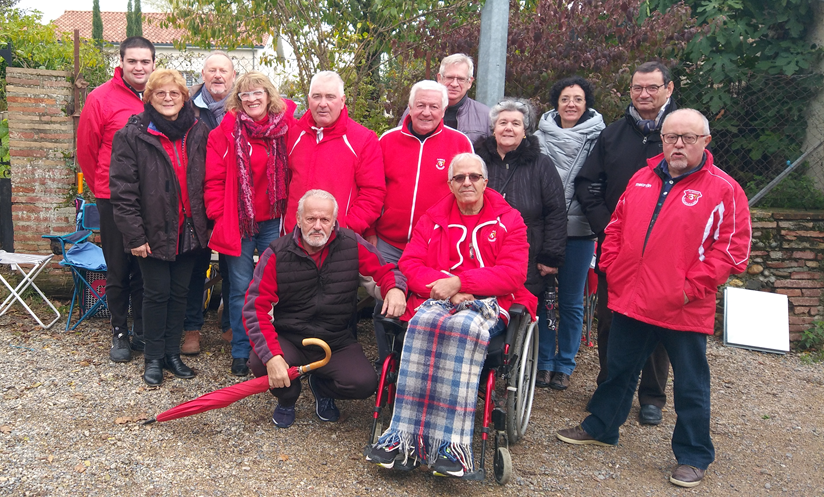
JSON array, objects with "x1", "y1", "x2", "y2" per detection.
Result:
[
  {"x1": 120, "y1": 37, "x2": 156, "y2": 61},
  {"x1": 549, "y1": 76, "x2": 596, "y2": 111},
  {"x1": 633, "y1": 61, "x2": 671, "y2": 85}
]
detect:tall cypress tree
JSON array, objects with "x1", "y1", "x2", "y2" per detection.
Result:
[
  {"x1": 92, "y1": 0, "x2": 103, "y2": 45},
  {"x1": 133, "y1": 0, "x2": 143, "y2": 37},
  {"x1": 126, "y1": 0, "x2": 134, "y2": 38}
]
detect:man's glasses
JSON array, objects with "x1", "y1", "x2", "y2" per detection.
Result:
[
  {"x1": 153, "y1": 90, "x2": 182, "y2": 100},
  {"x1": 629, "y1": 84, "x2": 666, "y2": 95},
  {"x1": 662, "y1": 133, "x2": 709, "y2": 145},
  {"x1": 239, "y1": 90, "x2": 266, "y2": 101},
  {"x1": 441, "y1": 75, "x2": 470, "y2": 84},
  {"x1": 451, "y1": 173, "x2": 485, "y2": 184}
]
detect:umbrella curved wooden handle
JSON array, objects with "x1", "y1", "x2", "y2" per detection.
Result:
[{"x1": 298, "y1": 338, "x2": 332, "y2": 374}]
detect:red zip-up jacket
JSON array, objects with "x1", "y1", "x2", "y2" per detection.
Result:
[
  {"x1": 284, "y1": 106, "x2": 385, "y2": 235},
  {"x1": 77, "y1": 67, "x2": 144, "y2": 199},
  {"x1": 600, "y1": 150, "x2": 751, "y2": 334},
  {"x1": 399, "y1": 189, "x2": 537, "y2": 322},
  {"x1": 370, "y1": 116, "x2": 473, "y2": 250}
]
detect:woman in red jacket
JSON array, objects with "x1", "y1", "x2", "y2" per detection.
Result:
[
  {"x1": 204, "y1": 72, "x2": 294, "y2": 377},
  {"x1": 110, "y1": 69, "x2": 210, "y2": 386}
]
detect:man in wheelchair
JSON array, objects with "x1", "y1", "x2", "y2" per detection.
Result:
[
  {"x1": 242, "y1": 190, "x2": 408, "y2": 428},
  {"x1": 365, "y1": 153, "x2": 536, "y2": 477}
]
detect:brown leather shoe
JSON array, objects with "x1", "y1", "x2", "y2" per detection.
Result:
[
  {"x1": 181, "y1": 330, "x2": 201, "y2": 355},
  {"x1": 556, "y1": 425, "x2": 614, "y2": 446},
  {"x1": 549, "y1": 372, "x2": 570, "y2": 390},
  {"x1": 536, "y1": 370, "x2": 552, "y2": 388},
  {"x1": 670, "y1": 465, "x2": 705, "y2": 487},
  {"x1": 221, "y1": 328, "x2": 233, "y2": 343}
]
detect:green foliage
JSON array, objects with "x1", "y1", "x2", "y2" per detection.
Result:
[
  {"x1": 127, "y1": 0, "x2": 135, "y2": 38},
  {"x1": 644, "y1": 0, "x2": 824, "y2": 204},
  {"x1": 745, "y1": 167, "x2": 824, "y2": 210},
  {"x1": 798, "y1": 320, "x2": 824, "y2": 363},
  {"x1": 163, "y1": 0, "x2": 477, "y2": 128},
  {"x1": 0, "y1": 118, "x2": 9, "y2": 179},
  {"x1": 0, "y1": 9, "x2": 113, "y2": 108},
  {"x1": 133, "y1": 0, "x2": 143, "y2": 37},
  {"x1": 92, "y1": 0, "x2": 104, "y2": 45}
]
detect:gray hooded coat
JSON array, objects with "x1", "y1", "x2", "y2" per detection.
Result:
[{"x1": 534, "y1": 109, "x2": 605, "y2": 238}]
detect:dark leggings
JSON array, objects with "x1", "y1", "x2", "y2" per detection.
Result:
[
  {"x1": 138, "y1": 253, "x2": 197, "y2": 360},
  {"x1": 249, "y1": 340, "x2": 378, "y2": 406}
]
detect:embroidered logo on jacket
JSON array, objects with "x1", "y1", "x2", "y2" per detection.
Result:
[
  {"x1": 682, "y1": 189, "x2": 702, "y2": 206},
  {"x1": 435, "y1": 158, "x2": 446, "y2": 170},
  {"x1": 635, "y1": 182, "x2": 652, "y2": 188}
]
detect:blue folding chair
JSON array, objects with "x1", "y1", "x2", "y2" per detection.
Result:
[{"x1": 42, "y1": 199, "x2": 108, "y2": 330}]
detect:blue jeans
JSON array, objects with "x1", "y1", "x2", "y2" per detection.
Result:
[
  {"x1": 582, "y1": 313, "x2": 714, "y2": 469},
  {"x1": 183, "y1": 248, "x2": 212, "y2": 331},
  {"x1": 224, "y1": 219, "x2": 280, "y2": 359},
  {"x1": 538, "y1": 238, "x2": 595, "y2": 374},
  {"x1": 218, "y1": 254, "x2": 231, "y2": 332}
]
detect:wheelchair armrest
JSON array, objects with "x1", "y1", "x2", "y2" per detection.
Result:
[
  {"x1": 504, "y1": 304, "x2": 528, "y2": 347},
  {"x1": 374, "y1": 313, "x2": 407, "y2": 335}
]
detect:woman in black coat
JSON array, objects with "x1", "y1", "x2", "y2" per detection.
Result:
[
  {"x1": 110, "y1": 69, "x2": 210, "y2": 386},
  {"x1": 475, "y1": 98, "x2": 567, "y2": 388}
]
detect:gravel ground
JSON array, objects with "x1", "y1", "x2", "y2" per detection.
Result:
[{"x1": 1, "y1": 301, "x2": 823, "y2": 496}]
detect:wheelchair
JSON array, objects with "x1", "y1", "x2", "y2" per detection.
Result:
[{"x1": 367, "y1": 304, "x2": 539, "y2": 485}]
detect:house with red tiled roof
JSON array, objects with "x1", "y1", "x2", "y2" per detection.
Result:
[{"x1": 52, "y1": 10, "x2": 285, "y2": 86}]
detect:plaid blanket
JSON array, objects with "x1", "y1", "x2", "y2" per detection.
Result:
[{"x1": 376, "y1": 298, "x2": 500, "y2": 471}]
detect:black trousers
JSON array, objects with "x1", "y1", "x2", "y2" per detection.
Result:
[
  {"x1": 596, "y1": 271, "x2": 670, "y2": 408},
  {"x1": 97, "y1": 199, "x2": 143, "y2": 335},
  {"x1": 249, "y1": 340, "x2": 378, "y2": 407},
  {"x1": 137, "y1": 253, "x2": 197, "y2": 360}
]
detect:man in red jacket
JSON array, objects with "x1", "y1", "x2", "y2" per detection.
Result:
[
  {"x1": 556, "y1": 109, "x2": 752, "y2": 488},
  {"x1": 367, "y1": 80, "x2": 474, "y2": 359},
  {"x1": 77, "y1": 37, "x2": 156, "y2": 363},
  {"x1": 283, "y1": 71, "x2": 385, "y2": 236}
]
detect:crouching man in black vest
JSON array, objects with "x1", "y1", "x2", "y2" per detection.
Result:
[{"x1": 243, "y1": 189, "x2": 408, "y2": 428}]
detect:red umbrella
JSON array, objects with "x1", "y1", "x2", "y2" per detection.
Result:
[{"x1": 144, "y1": 338, "x2": 331, "y2": 424}]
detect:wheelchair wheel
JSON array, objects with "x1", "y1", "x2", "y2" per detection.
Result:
[
  {"x1": 505, "y1": 318, "x2": 539, "y2": 444},
  {"x1": 493, "y1": 447, "x2": 512, "y2": 485}
]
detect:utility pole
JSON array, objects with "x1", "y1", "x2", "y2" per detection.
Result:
[{"x1": 475, "y1": 0, "x2": 509, "y2": 107}]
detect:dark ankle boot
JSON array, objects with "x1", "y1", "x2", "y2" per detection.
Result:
[
  {"x1": 144, "y1": 359, "x2": 164, "y2": 386},
  {"x1": 164, "y1": 354, "x2": 196, "y2": 379}
]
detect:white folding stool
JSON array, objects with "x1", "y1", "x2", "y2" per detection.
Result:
[{"x1": 0, "y1": 250, "x2": 61, "y2": 329}]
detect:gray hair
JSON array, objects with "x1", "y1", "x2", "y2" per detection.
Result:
[
  {"x1": 203, "y1": 51, "x2": 234, "y2": 71},
  {"x1": 309, "y1": 71, "x2": 345, "y2": 97},
  {"x1": 408, "y1": 80, "x2": 448, "y2": 109},
  {"x1": 439, "y1": 53, "x2": 475, "y2": 79},
  {"x1": 662, "y1": 108, "x2": 710, "y2": 135},
  {"x1": 488, "y1": 98, "x2": 535, "y2": 133},
  {"x1": 297, "y1": 189, "x2": 339, "y2": 220},
  {"x1": 447, "y1": 153, "x2": 488, "y2": 181}
]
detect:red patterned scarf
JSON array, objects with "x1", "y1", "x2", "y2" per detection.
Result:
[{"x1": 234, "y1": 111, "x2": 289, "y2": 238}]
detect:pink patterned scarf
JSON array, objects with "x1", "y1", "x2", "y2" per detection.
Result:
[{"x1": 234, "y1": 110, "x2": 289, "y2": 238}]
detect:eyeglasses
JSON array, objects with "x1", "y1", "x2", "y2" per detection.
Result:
[
  {"x1": 238, "y1": 90, "x2": 266, "y2": 101},
  {"x1": 441, "y1": 75, "x2": 471, "y2": 84},
  {"x1": 630, "y1": 84, "x2": 666, "y2": 95},
  {"x1": 662, "y1": 133, "x2": 709, "y2": 145},
  {"x1": 450, "y1": 173, "x2": 485, "y2": 184},
  {"x1": 559, "y1": 96, "x2": 585, "y2": 105},
  {"x1": 153, "y1": 90, "x2": 182, "y2": 100}
]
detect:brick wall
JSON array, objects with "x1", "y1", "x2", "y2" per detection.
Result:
[
  {"x1": 6, "y1": 68, "x2": 76, "y2": 255},
  {"x1": 728, "y1": 209, "x2": 824, "y2": 341}
]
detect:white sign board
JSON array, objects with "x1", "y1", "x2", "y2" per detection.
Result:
[{"x1": 723, "y1": 287, "x2": 789, "y2": 354}]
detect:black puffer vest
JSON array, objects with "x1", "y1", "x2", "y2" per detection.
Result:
[{"x1": 271, "y1": 227, "x2": 360, "y2": 351}]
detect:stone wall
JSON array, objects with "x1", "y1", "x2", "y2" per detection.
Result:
[
  {"x1": 6, "y1": 68, "x2": 76, "y2": 255},
  {"x1": 729, "y1": 209, "x2": 824, "y2": 341}
]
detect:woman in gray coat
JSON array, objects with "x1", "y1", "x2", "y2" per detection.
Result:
[{"x1": 533, "y1": 77, "x2": 605, "y2": 390}]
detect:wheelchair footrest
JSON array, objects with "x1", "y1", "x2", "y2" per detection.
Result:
[{"x1": 462, "y1": 469, "x2": 485, "y2": 481}]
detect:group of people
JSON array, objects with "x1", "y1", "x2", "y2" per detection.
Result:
[{"x1": 77, "y1": 36, "x2": 752, "y2": 488}]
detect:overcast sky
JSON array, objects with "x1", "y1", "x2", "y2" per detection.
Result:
[{"x1": 16, "y1": 0, "x2": 160, "y2": 23}]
